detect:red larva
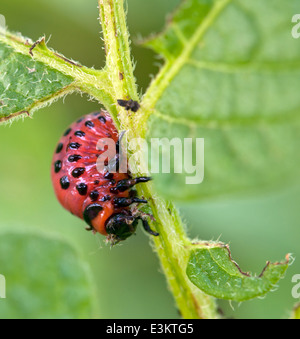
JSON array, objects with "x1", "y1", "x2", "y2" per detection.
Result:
[{"x1": 51, "y1": 110, "x2": 158, "y2": 244}]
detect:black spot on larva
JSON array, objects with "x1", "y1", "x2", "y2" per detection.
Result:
[
  {"x1": 72, "y1": 167, "x2": 85, "y2": 178},
  {"x1": 56, "y1": 143, "x2": 63, "y2": 154},
  {"x1": 83, "y1": 203, "x2": 103, "y2": 226},
  {"x1": 85, "y1": 120, "x2": 94, "y2": 128},
  {"x1": 60, "y1": 176, "x2": 70, "y2": 190},
  {"x1": 98, "y1": 116, "x2": 106, "y2": 123},
  {"x1": 68, "y1": 154, "x2": 82, "y2": 162},
  {"x1": 74, "y1": 130, "x2": 85, "y2": 137},
  {"x1": 101, "y1": 195, "x2": 111, "y2": 202},
  {"x1": 54, "y1": 160, "x2": 62, "y2": 173},
  {"x1": 90, "y1": 190, "x2": 99, "y2": 201},
  {"x1": 93, "y1": 112, "x2": 100, "y2": 116},
  {"x1": 76, "y1": 183, "x2": 88, "y2": 196},
  {"x1": 77, "y1": 117, "x2": 84, "y2": 123},
  {"x1": 104, "y1": 172, "x2": 114, "y2": 180},
  {"x1": 64, "y1": 128, "x2": 72, "y2": 136},
  {"x1": 94, "y1": 180, "x2": 100, "y2": 185},
  {"x1": 68, "y1": 142, "x2": 81, "y2": 150},
  {"x1": 110, "y1": 179, "x2": 116, "y2": 185},
  {"x1": 110, "y1": 187, "x2": 119, "y2": 194}
]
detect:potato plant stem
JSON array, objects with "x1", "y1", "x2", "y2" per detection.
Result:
[{"x1": 98, "y1": 0, "x2": 218, "y2": 319}]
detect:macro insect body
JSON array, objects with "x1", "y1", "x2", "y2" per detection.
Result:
[
  {"x1": 51, "y1": 110, "x2": 158, "y2": 244},
  {"x1": 117, "y1": 99, "x2": 140, "y2": 112}
]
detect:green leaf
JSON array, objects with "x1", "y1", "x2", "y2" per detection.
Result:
[
  {"x1": 0, "y1": 231, "x2": 96, "y2": 319},
  {"x1": 0, "y1": 30, "x2": 113, "y2": 124},
  {"x1": 186, "y1": 244, "x2": 289, "y2": 301},
  {"x1": 141, "y1": 0, "x2": 300, "y2": 200},
  {"x1": 0, "y1": 34, "x2": 74, "y2": 123}
]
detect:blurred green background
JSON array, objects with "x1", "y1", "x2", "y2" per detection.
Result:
[{"x1": 0, "y1": 0, "x2": 299, "y2": 319}]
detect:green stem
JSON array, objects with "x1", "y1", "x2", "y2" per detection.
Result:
[
  {"x1": 98, "y1": 0, "x2": 218, "y2": 319},
  {"x1": 98, "y1": 0, "x2": 139, "y2": 129},
  {"x1": 139, "y1": 188, "x2": 218, "y2": 319}
]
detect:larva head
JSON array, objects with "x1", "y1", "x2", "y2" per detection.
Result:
[{"x1": 105, "y1": 213, "x2": 139, "y2": 244}]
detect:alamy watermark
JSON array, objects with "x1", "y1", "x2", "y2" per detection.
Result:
[
  {"x1": 292, "y1": 274, "x2": 300, "y2": 299},
  {"x1": 96, "y1": 135, "x2": 205, "y2": 185},
  {"x1": 0, "y1": 274, "x2": 5, "y2": 299},
  {"x1": 292, "y1": 14, "x2": 300, "y2": 39}
]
